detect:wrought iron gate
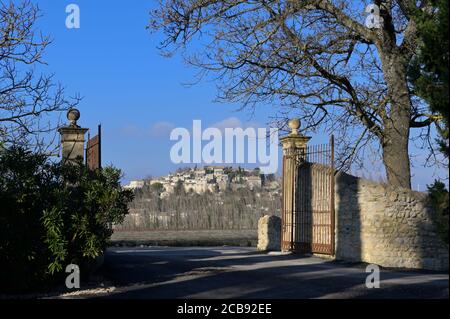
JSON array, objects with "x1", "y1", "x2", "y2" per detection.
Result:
[
  {"x1": 281, "y1": 136, "x2": 335, "y2": 255},
  {"x1": 86, "y1": 124, "x2": 102, "y2": 170}
]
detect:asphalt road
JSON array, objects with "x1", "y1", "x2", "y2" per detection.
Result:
[{"x1": 98, "y1": 246, "x2": 448, "y2": 299}]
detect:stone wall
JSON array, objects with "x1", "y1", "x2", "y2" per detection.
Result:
[
  {"x1": 335, "y1": 171, "x2": 448, "y2": 271},
  {"x1": 257, "y1": 215, "x2": 281, "y2": 251}
]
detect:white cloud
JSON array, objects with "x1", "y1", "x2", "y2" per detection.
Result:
[
  {"x1": 119, "y1": 121, "x2": 176, "y2": 139},
  {"x1": 150, "y1": 121, "x2": 176, "y2": 137},
  {"x1": 120, "y1": 124, "x2": 146, "y2": 138},
  {"x1": 211, "y1": 117, "x2": 262, "y2": 132}
]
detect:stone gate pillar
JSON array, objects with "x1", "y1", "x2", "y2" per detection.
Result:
[
  {"x1": 280, "y1": 119, "x2": 311, "y2": 251},
  {"x1": 58, "y1": 108, "x2": 88, "y2": 165}
]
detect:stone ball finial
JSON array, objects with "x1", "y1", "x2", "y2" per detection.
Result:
[
  {"x1": 288, "y1": 118, "x2": 300, "y2": 135},
  {"x1": 67, "y1": 108, "x2": 80, "y2": 127}
]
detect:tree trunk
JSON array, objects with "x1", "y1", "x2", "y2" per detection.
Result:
[
  {"x1": 379, "y1": 51, "x2": 412, "y2": 189},
  {"x1": 382, "y1": 122, "x2": 411, "y2": 189}
]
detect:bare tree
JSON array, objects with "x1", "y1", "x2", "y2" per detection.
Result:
[
  {"x1": 149, "y1": 0, "x2": 445, "y2": 189},
  {"x1": 1, "y1": 1, "x2": 80, "y2": 150}
]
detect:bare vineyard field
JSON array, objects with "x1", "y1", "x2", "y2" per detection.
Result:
[{"x1": 110, "y1": 229, "x2": 257, "y2": 247}]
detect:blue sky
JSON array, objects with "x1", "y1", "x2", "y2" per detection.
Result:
[{"x1": 34, "y1": 0, "x2": 447, "y2": 189}]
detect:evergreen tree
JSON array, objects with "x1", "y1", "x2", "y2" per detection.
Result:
[{"x1": 409, "y1": 0, "x2": 449, "y2": 158}]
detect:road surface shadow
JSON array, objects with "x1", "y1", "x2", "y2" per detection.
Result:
[{"x1": 96, "y1": 247, "x2": 448, "y2": 299}]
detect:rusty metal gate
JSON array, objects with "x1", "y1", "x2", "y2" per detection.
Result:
[
  {"x1": 86, "y1": 124, "x2": 102, "y2": 170},
  {"x1": 282, "y1": 136, "x2": 335, "y2": 255}
]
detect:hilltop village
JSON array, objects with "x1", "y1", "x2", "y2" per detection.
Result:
[
  {"x1": 124, "y1": 166, "x2": 280, "y2": 197},
  {"x1": 119, "y1": 166, "x2": 282, "y2": 230}
]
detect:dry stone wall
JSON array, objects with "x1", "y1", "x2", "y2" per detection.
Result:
[
  {"x1": 335, "y1": 172, "x2": 448, "y2": 271},
  {"x1": 257, "y1": 215, "x2": 281, "y2": 251}
]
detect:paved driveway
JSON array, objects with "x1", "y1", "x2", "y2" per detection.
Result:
[{"x1": 98, "y1": 246, "x2": 448, "y2": 299}]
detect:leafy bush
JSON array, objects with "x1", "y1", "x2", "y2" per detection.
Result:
[
  {"x1": 0, "y1": 147, "x2": 133, "y2": 292},
  {"x1": 427, "y1": 180, "x2": 449, "y2": 246}
]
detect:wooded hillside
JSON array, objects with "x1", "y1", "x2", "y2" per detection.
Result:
[{"x1": 115, "y1": 184, "x2": 281, "y2": 230}]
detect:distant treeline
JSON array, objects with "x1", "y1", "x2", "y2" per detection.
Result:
[{"x1": 115, "y1": 184, "x2": 281, "y2": 230}]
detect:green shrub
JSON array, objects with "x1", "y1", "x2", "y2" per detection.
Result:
[
  {"x1": 0, "y1": 147, "x2": 133, "y2": 292},
  {"x1": 427, "y1": 180, "x2": 449, "y2": 246}
]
